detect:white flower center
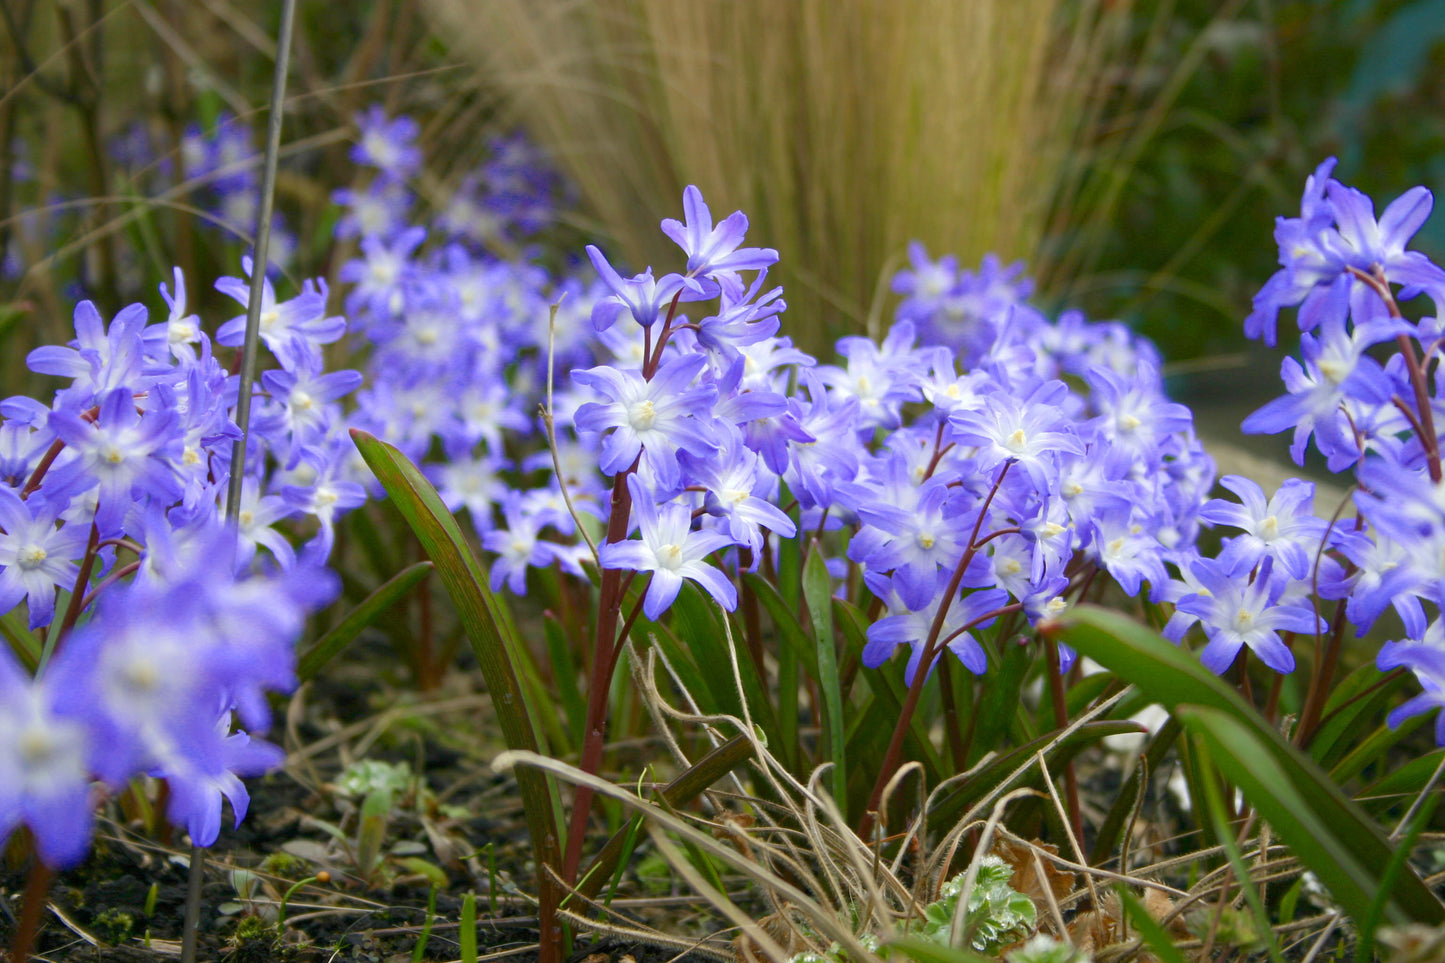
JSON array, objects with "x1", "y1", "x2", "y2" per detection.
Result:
[
  {"x1": 1005, "y1": 428, "x2": 1028, "y2": 453},
  {"x1": 657, "y1": 543, "x2": 684, "y2": 569},
  {"x1": 1259, "y1": 515, "x2": 1280, "y2": 540},
  {"x1": 629, "y1": 400, "x2": 658, "y2": 431},
  {"x1": 17, "y1": 544, "x2": 47, "y2": 570}
]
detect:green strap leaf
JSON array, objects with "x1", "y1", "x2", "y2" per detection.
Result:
[
  {"x1": 297, "y1": 561, "x2": 433, "y2": 682},
  {"x1": 350, "y1": 430, "x2": 565, "y2": 905},
  {"x1": 1058, "y1": 605, "x2": 1444, "y2": 926},
  {"x1": 803, "y1": 543, "x2": 847, "y2": 817}
]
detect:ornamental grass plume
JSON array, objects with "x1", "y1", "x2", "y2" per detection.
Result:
[{"x1": 421, "y1": 0, "x2": 1128, "y2": 351}]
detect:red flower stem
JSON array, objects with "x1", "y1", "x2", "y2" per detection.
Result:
[
  {"x1": 52, "y1": 521, "x2": 100, "y2": 651},
  {"x1": 560, "y1": 461, "x2": 636, "y2": 889},
  {"x1": 20, "y1": 405, "x2": 99, "y2": 499},
  {"x1": 11, "y1": 858, "x2": 52, "y2": 963},
  {"x1": 860, "y1": 462, "x2": 1011, "y2": 835},
  {"x1": 80, "y1": 559, "x2": 141, "y2": 610}
]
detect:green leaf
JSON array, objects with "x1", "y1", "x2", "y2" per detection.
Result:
[
  {"x1": 1117, "y1": 886, "x2": 1188, "y2": 963},
  {"x1": 1360, "y1": 748, "x2": 1445, "y2": 814},
  {"x1": 350, "y1": 430, "x2": 564, "y2": 906},
  {"x1": 0, "y1": 608, "x2": 41, "y2": 672},
  {"x1": 297, "y1": 561, "x2": 433, "y2": 682},
  {"x1": 803, "y1": 543, "x2": 847, "y2": 817},
  {"x1": 927, "y1": 721, "x2": 1141, "y2": 832},
  {"x1": 1060, "y1": 606, "x2": 1444, "y2": 926},
  {"x1": 571, "y1": 735, "x2": 753, "y2": 906},
  {"x1": 1091, "y1": 718, "x2": 1181, "y2": 865},
  {"x1": 968, "y1": 634, "x2": 1034, "y2": 762},
  {"x1": 1309, "y1": 663, "x2": 1409, "y2": 768},
  {"x1": 1330, "y1": 712, "x2": 1429, "y2": 786},
  {"x1": 460, "y1": 892, "x2": 477, "y2": 963},
  {"x1": 1177, "y1": 704, "x2": 1441, "y2": 928},
  {"x1": 542, "y1": 613, "x2": 585, "y2": 750},
  {"x1": 883, "y1": 935, "x2": 994, "y2": 963}
]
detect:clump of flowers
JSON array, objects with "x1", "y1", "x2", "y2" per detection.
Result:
[{"x1": 0, "y1": 258, "x2": 362, "y2": 866}]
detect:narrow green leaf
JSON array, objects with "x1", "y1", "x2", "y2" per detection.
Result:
[
  {"x1": 927, "y1": 721, "x2": 1141, "y2": 832},
  {"x1": 743, "y1": 572, "x2": 811, "y2": 771},
  {"x1": 1177, "y1": 704, "x2": 1438, "y2": 927},
  {"x1": 1309, "y1": 664, "x2": 1409, "y2": 768},
  {"x1": 1, "y1": 608, "x2": 41, "y2": 672},
  {"x1": 803, "y1": 543, "x2": 846, "y2": 817},
  {"x1": 1117, "y1": 886, "x2": 1189, "y2": 963},
  {"x1": 297, "y1": 561, "x2": 433, "y2": 682},
  {"x1": 883, "y1": 935, "x2": 994, "y2": 963},
  {"x1": 1360, "y1": 748, "x2": 1445, "y2": 814},
  {"x1": 350, "y1": 430, "x2": 564, "y2": 907},
  {"x1": 1330, "y1": 712, "x2": 1428, "y2": 786},
  {"x1": 969, "y1": 634, "x2": 1033, "y2": 762},
  {"x1": 542, "y1": 613, "x2": 585, "y2": 749},
  {"x1": 1056, "y1": 605, "x2": 1445, "y2": 925},
  {"x1": 459, "y1": 893, "x2": 477, "y2": 963},
  {"x1": 1191, "y1": 733, "x2": 1286, "y2": 963},
  {"x1": 572, "y1": 735, "x2": 753, "y2": 906},
  {"x1": 1092, "y1": 717, "x2": 1181, "y2": 865}
]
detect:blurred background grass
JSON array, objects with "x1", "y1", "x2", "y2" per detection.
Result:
[{"x1": 4, "y1": 0, "x2": 1445, "y2": 370}]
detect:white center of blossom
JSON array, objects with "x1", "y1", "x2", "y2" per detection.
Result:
[
  {"x1": 629, "y1": 400, "x2": 658, "y2": 431},
  {"x1": 239, "y1": 510, "x2": 254, "y2": 527},
  {"x1": 1005, "y1": 428, "x2": 1029, "y2": 453},
  {"x1": 855, "y1": 374, "x2": 872, "y2": 395},
  {"x1": 1040, "y1": 521, "x2": 1067, "y2": 540},
  {"x1": 1043, "y1": 596, "x2": 1068, "y2": 618},
  {"x1": 18, "y1": 725, "x2": 56, "y2": 766},
  {"x1": 1117, "y1": 412, "x2": 1142, "y2": 433},
  {"x1": 944, "y1": 383, "x2": 962, "y2": 399},
  {"x1": 1318, "y1": 358, "x2": 1346, "y2": 384},
  {"x1": 183, "y1": 446, "x2": 201, "y2": 466},
  {"x1": 292, "y1": 390, "x2": 315, "y2": 412},
  {"x1": 315, "y1": 489, "x2": 338, "y2": 508},
  {"x1": 260, "y1": 308, "x2": 280, "y2": 330},
  {"x1": 1233, "y1": 609, "x2": 1255, "y2": 632},
  {"x1": 1259, "y1": 515, "x2": 1280, "y2": 540},
  {"x1": 1107, "y1": 536, "x2": 1126, "y2": 557},
  {"x1": 725, "y1": 488, "x2": 750, "y2": 506},
  {"x1": 170, "y1": 321, "x2": 197, "y2": 343},
  {"x1": 101, "y1": 445, "x2": 125, "y2": 465},
  {"x1": 1062, "y1": 480, "x2": 1083, "y2": 498},
  {"x1": 510, "y1": 537, "x2": 531, "y2": 556},
  {"x1": 415, "y1": 326, "x2": 439, "y2": 346},
  {"x1": 998, "y1": 557, "x2": 1023, "y2": 577},
  {"x1": 917, "y1": 532, "x2": 936, "y2": 550},
  {"x1": 658, "y1": 543, "x2": 684, "y2": 569},
  {"x1": 17, "y1": 545, "x2": 47, "y2": 569},
  {"x1": 122, "y1": 659, "x2": 161, "y2": 694}
]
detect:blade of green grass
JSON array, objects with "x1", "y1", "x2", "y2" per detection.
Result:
[
  {"x1": 1056, "y1": 605, "x2": 1444, "y2": 924},
  {"x1": 297, "y1": 561, "x2": 433, "y2": 682},
  {"x1": 350, "y1": 429, "x2": 565, "y2": 909},
  {"x1": 803, "y1": 543, "x2": 846, "y2": 818},
  {"x1": 1177, "y1": 703, "x2": 1438, "y2": 928}
]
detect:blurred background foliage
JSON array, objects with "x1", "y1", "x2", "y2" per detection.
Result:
[{"x1": 4, "y1": 0, "x2": 1445, "y2": 370}]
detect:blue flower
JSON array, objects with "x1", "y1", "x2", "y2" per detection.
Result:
[{"x1": 598, "y1": 475, "x2": 737, "y2": 620}]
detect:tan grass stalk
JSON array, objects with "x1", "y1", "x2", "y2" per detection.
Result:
[{"x1": 422, "y1": 0, "x2": 1129, "y2": 351}]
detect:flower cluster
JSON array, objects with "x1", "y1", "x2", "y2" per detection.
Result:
[
  {"x1": 558, "y1": 188, "x2": 1214, "y2": 687},
  {"x1": 0, "y1": 260, "x2": 359, "y2": 866},
  {"x1": 1226, "y1": 159, "x2": 1445, "y2": 740}
]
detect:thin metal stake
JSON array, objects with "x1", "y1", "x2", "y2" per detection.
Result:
[{"x1": 182, "y1": 2, "x2": 298, "y2": 961}]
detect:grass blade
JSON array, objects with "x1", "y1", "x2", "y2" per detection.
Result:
[
  {"x1": 803, "y1": 543, "x2": 847, "y2": 818},
  {"x1": 297, "y1": 561, "x2": 433, "y2": 682},
  {"x1": 1056, "y1": 605, "x2": 1445, "y2": 924},
  {"x1": 350, "y1": 430, "x2": 565, "y2": 915}
]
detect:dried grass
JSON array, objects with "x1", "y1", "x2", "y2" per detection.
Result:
[{"x1": 422, "y1": 0, "x2": 1130, "y2": 350}]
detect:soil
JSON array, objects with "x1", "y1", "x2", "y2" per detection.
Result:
[{"x1": 0, "y1": 655, "x2": 733, "y2": 963}]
